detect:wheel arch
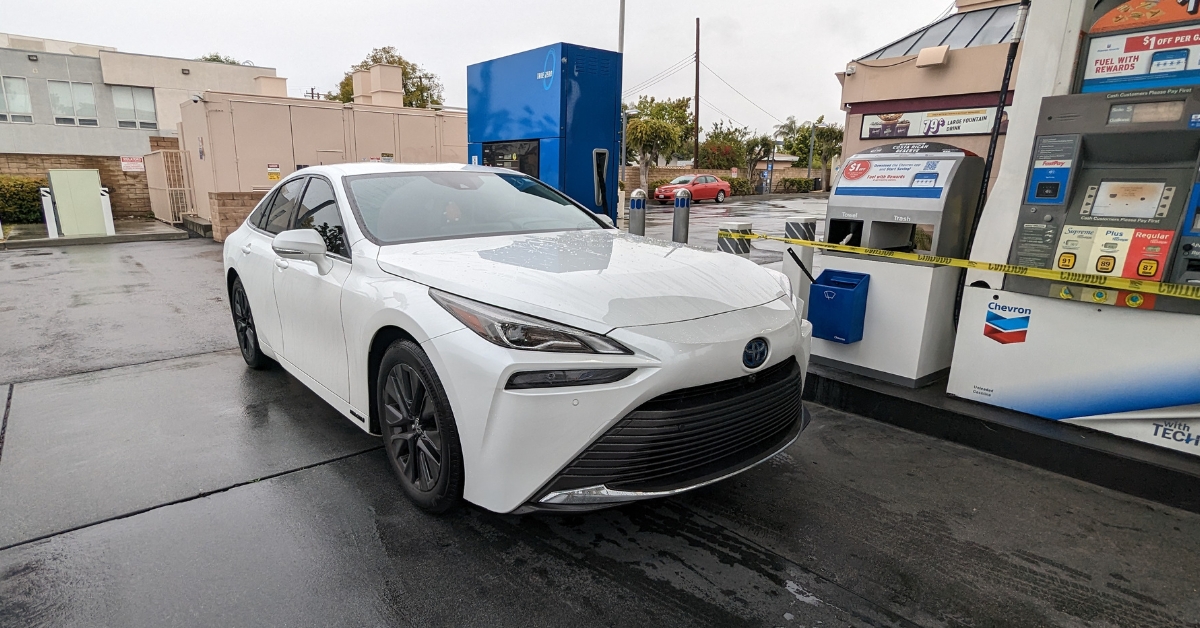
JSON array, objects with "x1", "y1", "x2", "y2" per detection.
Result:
[{"x1": 367, "y1": 325, "x2": 420, "y2": 435}]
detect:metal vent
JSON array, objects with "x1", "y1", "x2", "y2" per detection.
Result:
[{"x1": 575, "y1": 55, "x2": 611, "y2": 76}]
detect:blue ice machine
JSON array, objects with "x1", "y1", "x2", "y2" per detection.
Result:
[
  {"x1": 467, "y1": 43, "x2": 623, "y2": 220},
  {"x1": 807, "y1": 270, "x2": 870, "y2": 344}
]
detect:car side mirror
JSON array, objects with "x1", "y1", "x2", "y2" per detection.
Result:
[
  {"x1": 272, "y1": 229, "x2": 333, "y2": 275},
  {"x1": 596, "y1": 213, "x2": 615, "y2": 228}
]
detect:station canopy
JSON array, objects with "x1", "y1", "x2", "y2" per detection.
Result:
[{"x1": 857, "y1": 3, "x2": 1020, "y2": 61}]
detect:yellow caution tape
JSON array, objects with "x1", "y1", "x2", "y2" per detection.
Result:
[{"x1": 717, "y1": 230, "x2": 1200, "y2": 302}]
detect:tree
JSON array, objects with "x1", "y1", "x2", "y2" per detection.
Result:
[
  {"x1": 327, "y1": 47, "x2": 444, "y2": 108},
  {"x1": 196, "y1": 53, "x2": 250, "y2": 65},
  {"x1": 624, "y1": 96, "x2": 693, "y2": 191},
  {"x1": 781, "y1": 115, "x2": 844, "y2": 187},
  {"x1": 744, "y1": 134, "x2": 775, "y2": 186},
  {"x1": 772, "y1": 115, "x2": 801, "y2": 142},
  {"x1": 698, "y1": 121, "x2": 747, "y2": 170},
  {"x1": 627, "y1": 118, "x2": 682, "y2": 193}
]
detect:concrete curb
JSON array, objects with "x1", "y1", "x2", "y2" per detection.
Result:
[
  {"x1": 1, "y1": 228, "x2": 189, "y2": 251},
  {"x1": 804, "y1": 363, "x2": 1200, "y2": 514}
]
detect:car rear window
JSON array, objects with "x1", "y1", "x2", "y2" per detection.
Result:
[{"x1": 344, "y1": 171, "x2": 605, "y2": 245}]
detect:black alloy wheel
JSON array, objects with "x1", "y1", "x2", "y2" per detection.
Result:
[
  {"x1": 230, "y1": 277, "x2": 271, "y2": 369},
  {"x1": 378, "y1": 340, "x2": 464, "y2": 512}
]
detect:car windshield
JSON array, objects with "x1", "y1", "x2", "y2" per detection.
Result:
[
  {"x1": 344, "y1": 171, "x2": 605, "y2": 244},
  {"x1": 670, "y1": 176, "x2": 694, "y2": 184}
]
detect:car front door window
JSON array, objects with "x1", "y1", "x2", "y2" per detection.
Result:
[
  {"x1": 293, "y1": 177, "x2": 349, "y2": 258},
  {"x1": 261, "y1": 178, "x2": 306, "y2": 234}
]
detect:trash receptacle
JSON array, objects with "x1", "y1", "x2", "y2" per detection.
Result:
[{"x1": 807, "y1": 269, "x2": 869, "y2": 344}]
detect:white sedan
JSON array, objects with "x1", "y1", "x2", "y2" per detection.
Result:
[{"x1": 223, "y1": 163, "x2": 812, "y2": 514}]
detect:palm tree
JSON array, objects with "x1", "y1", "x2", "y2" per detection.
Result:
[{"x1": 773, "y1": 115, "x2": 800, "y2": 141}]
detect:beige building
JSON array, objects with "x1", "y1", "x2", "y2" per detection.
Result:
[
  {"x1": 0, "y1": 32, "x2": 285, "y2": 218},
  {"x1": 180, "y1": 79, "x2": 467, "y2": 221},
  {"x1": 838, "y1": 0, "x2": 1022, "y2": 190}
]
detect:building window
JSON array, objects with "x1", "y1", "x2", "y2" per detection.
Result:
[
  {"x1": 111, "y1": 86, "x2": 157, "y2": 130},
  {"x1": 0, "y1": 77, "x2": 33, "y2": 123},
  {"x1": 48, "y1": 80, "x2": 98, "y2": 126}
]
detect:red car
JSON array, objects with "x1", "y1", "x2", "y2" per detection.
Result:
[{"x1": 654, "y1": 174, "x2": 731, "y2": 204}]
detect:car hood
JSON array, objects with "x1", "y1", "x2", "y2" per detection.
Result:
[{"x1": 375, "y1": 230, "x2": 784, "y2": 331}]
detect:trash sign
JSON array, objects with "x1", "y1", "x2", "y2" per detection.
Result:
[{"x1": 267, "y1": 164, "x2": 281, "y2": 181}]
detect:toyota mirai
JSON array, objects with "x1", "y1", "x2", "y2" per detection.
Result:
[{"x1": 223, "y1": 163, "x2": 812, "y2": 514}]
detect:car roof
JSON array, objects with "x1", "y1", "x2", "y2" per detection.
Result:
[{"x1": 297, "y1": 162, "x2": 516, "y2": 179}]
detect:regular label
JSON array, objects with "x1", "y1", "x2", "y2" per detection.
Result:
[{"x1": 1123, "y1": 228, "x2": 1175, "y2": 281}]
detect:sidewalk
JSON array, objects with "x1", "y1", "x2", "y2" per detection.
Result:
[{"x1": 1, "y1": 218, "x2": 188, "y2": 250}]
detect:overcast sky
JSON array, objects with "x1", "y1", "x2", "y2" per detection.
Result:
[{"x1": 6, "y1": 0, "x2": 953, "y2": 134}]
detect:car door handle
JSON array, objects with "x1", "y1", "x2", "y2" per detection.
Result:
[
  {"x1": 274, "y1": 258, "x2": 289, "y2": 270},
  {"x1": 241, "y1": 244, "x2": 252, "y2": 255}
]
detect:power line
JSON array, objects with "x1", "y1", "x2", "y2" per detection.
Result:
[
  {"x1": 699, "y1": 96, "x2": 744, "y2": 128},
  {"x1": 699, "y1": 61, "x2": 782, "y2": 123},
  {"x1": 623, "y1": 53, "x2": 695, "y2": 97}
]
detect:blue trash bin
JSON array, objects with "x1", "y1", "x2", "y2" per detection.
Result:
[{"x1": 808, "y1": 270, "x2": 869, "y2": 344}]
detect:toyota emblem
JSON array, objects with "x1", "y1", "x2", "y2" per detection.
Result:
[{"x1": 743, "y1": 338, "x2": 769, "y2": 369}]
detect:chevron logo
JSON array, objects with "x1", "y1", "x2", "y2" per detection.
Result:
[{"x1": 984, "y1": 310, "x2": 1029, "y2": 344}]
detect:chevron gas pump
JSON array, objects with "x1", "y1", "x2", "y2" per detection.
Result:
[{"x1": 947, "y1": 0, "x2": 1200, "y2": 455}]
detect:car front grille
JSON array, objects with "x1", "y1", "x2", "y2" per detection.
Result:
[{"x1": 540, "y1": 358, "x2": 803, "y2": 495}]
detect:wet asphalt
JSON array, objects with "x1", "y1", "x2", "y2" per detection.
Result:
[{"x1": 2, "y1": 214, "x2": 1200, "y2": 627}]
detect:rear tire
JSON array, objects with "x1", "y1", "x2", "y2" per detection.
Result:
[
  {"x1": 229, "y1": 277, "x2": 271, "y2": 370},
  {"x1": 377, "y1": 340, "x2": 465, "y2": 513},
  {"x1": 716, "y1": 190, "x2": 726, "y2": 203}
]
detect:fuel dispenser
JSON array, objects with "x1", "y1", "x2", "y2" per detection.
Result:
[
  {"x1": 1003, "y1": 88, "x2": 1200, "y2": 312},
  {"x1": 945, "y1": 0, "x2": 1200, "y2": 453},
  {"x1": 467, "y1": 43, "x2": 622, "y2": 221},
  {"x1": 811, "y1": 142, "x2": 984, "y2": 386}
]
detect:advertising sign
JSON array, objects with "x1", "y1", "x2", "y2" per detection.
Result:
[
  {"x1": 120, "y1": 156, "x2": 145, "y2": 172},
  {"x1": 834, "y1": 159, "x2": 955, "y2": 198},
  {"x1": 860, "y1": 108, "x2": 1006, "y2": 139},
  {"x1": 1083, "y1": 22, "x2": 1200, "y2": 91},
  {"x1": 1091, "y1": 0, "x2": 1200, "y2": 34}
]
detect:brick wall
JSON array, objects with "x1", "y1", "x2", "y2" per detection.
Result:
[
  {"x1": 0, "y1": 153, "x2": 151, "y2": 219},
  {"x1": 149, "y1": 136, "x2": 180, "y2": 152},
  {"x1": 210, "y1": 191, "x2": 267, "y2": 242}
]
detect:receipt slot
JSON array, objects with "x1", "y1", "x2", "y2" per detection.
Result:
[
  {"x1": 811, "y1": 142, "x2": 984, "y2": 386},
  {"x1": 1003, "y1": 89, "x2": 1200, "y2": 314}
]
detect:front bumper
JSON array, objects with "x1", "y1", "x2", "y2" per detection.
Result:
[
  {"x1": 422, "y1": 297, "x2": 811, "y2": 513},
  {"x1": 526, "y1": 402, "x2": 810, "y2": 513}
]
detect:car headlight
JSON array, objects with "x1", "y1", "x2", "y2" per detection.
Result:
[{"x1": 429, "y1": 289, "x2": 632, "y2": 354}]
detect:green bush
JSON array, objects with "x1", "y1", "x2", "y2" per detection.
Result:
[
  {"x1": 728, "y1": 177, "x2": 754, "y2": 196},
  {"x1": 647, "y1": 179, "x2": 671, "y2": 192},
  {"x1": 778, "y1": 178, "x2": 815, "y2": 194},
  {"x1": 0, "y1": 175, "x2": 46, "y2": 224}
]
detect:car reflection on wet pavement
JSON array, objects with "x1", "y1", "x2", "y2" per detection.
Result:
[{"x1": 2, "y1": 232, "x2": 1200, "y2": 628}]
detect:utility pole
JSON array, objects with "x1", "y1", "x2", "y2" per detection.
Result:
[
  {"x1": 694, "y1": 17, "x2": 701, "y2": 169},
  {"x1": 304, "y1": 87, "x2": 319, "y2": 100},
  {"x1": 619, "y1": 0, "x2": 627, "y2": 193},
  {"x1": 618, "y1": 0, "x2": 626, "y2": 53}
]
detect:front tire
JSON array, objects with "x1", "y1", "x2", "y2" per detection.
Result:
[
  {"x1": 716, "y1": 190, "x2": 726, "y2": 203},
  {"x1": 230, "y1": 277, "x2": 271, "y2": 370},
  {"x1": 377, "y1": 340, "x2": 465, "y2": 513}
]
